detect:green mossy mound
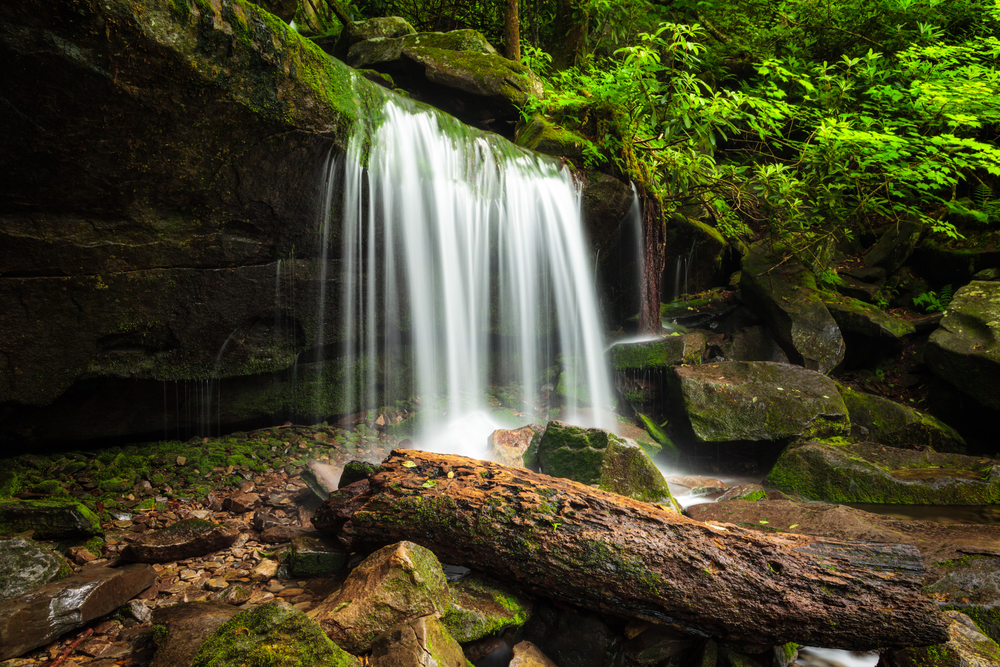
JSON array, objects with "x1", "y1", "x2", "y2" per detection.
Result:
[
  {"x1": 821, "y1": 292, "x2": 917, "y2": 340},
  {"x1": 537, "y1": 421, "x2": 675, "y2": 505},
  {"x1": 515, "y1": 115, "x2": 595, "y2": 162},
  {"x1": 442, "y1": 574, "x2": 533, "y2": 642},
  {"x1": 608, "y1": 334, "x2": 706, "y2": 371},
  {"x1": 670, "y1": 362, "x2": 850, "y2": 443},
  {"x1": 765, "y1": 440, "x2": 1000, "y2": 504},
  {"x1": 191, "y1": 600, "x2": 359, "y2": 667},
  {"x1": 836, "y1": 383, "x2": 966, "y2": 453}
]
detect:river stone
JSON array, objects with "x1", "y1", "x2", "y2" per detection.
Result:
[
  {"x1": 309, "y1": 541, "x2": 451, "y2": 654},
  {"x1": 510, "y1": 640, "x2": 559, "y2": 667},
  {"x1": 864, "y1": 216, "x2": 923, "y2": 274},
  {"x1": 836, "y1": 383, "x2": 966, "y2": 453},
  {"x1": 537, "y1": 421, "x2": 676, "y2": 506},
  {"x1": 191, "y1": 600, "x2": 359, "y2": 666},
  {"x1": 339, "y1": 460, "x2": 381, "y2": 488},
  {"x1": 0, "y1": 535, "x2": 67, "y2": 603},
  {"x1": 0, "y1": 562, "x2": 155, "y2": 660},
  {"x1": 669, "y1": 362, "x2": 849, "y2": 443},
  {"x1": 893, "y1": 611, "x2": 1000, "y2": 667},
  {"x1": 442, "y1": 574, "x2": 533, "y2": 642},
  {"x1": 289, "y1": 532, "x2": 348, "y2": 578},
  {"x1": 369, "y1": 615, "x2": 467, "y2": 666},
  {"x1": 739, "y1": 243, "x2": 845, "y2": 373},
  {"x1": 764, "y1": 440, "x2": 1000, "y2": 504},
  {"x1": 0, "y1": 499, "x2": 102, "y2": 539},
  {"x1": 821, "y1": 292, "x2": 917, "y2": 340},
  {"x1": 926, "y1": 556, "x2": 1000, "y2": 645},
  {"x1": 489, "y1": 424, "x2": 545, "y2": 467},
  {"x1": 926, "y1": 281, "x2": 1000, "y2": 411},
  {"x1": 149, "y1": 601, "x2": 241, "y2": 667},
  {"x1": 122, "y1": 518, "x2": 238, "y2": 563}
]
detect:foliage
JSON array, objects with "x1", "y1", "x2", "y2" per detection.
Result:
[{"x1": 913, "y1": 284, "x2": 954, "y2": 312}]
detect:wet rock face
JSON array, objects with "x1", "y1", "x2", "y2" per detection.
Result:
[
  {"x1": 669, "y1": 362, "x2": 849, "y2": 444},
  {"x1": 0, "y1": 499, "x2": 102, "y2": 539},
  {"x1": 926, "y1": 281, "x2": 1000, "y2": 411},
  {"x1": 0, "y1": 562, "x2": 156, "y2": 660},
  {"x1": 0, "y1": 0, "x2": 382, "y2": 444},
  {"x1": 0, "y1": 536, "x2": 67, "y2": 604}
]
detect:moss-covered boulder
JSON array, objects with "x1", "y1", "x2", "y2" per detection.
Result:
[
  {"x1": 515, "y1": 115, "x2": 595, "y2": 162},
  {"x1": 836, "y1": 383, "x2": 966, "y2": 453},
  {"x1": 338, "y1": 460, "x2": 381, "y2": 488},
  {"x1": 310, "y1": 541, "x2": 451, "y2": 654},
  {"x1": 668, "y1": 362, "x2": 850, "y2": 443},
  {"x1": 331, "y1": 16, "x2": 417, "y2": 58},
  {"x1": 536, "y1": 421, "x2": 675, "y2": 506},
  {"x1": 0, "y1": 499, "x2": 102, "y2": 539},
  {"x1": 345, "y1": 30, "x2": 541, "y2": 134},
  {"x1": 442, "y1": 574, "x2": 533, "y2": 643},
  {"x1": 289, "y1": 532, "x2": 348, "y2": 577},
  {"x1": 893, "y1": 611, "x2": 1000, "y2": 667},
  {"x1": 369, "y1": 615, "x2": 468, "y2": 667},
  {"x1": 739, "y1": 242, "x2": 845, "y2": 373},
  {"x1": 764, "y1": 440, "x2": 1000, "y2": 504},
  {"x1": 821, "y1": 292, "x2": 917, "y2": 340},
  {"x1": 0, "y1": 536, "x2": 68, "y2": 604},
  {"x1": 191, "y1": 600, "x2": 359, "y2": 666},
  {"x1": 608, "y1": 335, "x2": 706, "y2": 371},
  {"x1": 926, "y1": 281, "x2": 1000, "y2": 411}
]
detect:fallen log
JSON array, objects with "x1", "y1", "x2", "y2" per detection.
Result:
[{"x1": 314, "y1": 449, "x2": 948, "y2": 651}]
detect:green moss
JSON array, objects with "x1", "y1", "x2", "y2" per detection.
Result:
[{"x1": 442, "y1": 575, "x2": 532, "y2": 642}]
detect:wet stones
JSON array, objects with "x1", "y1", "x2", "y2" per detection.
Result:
[
  {"x1": 0, "y1": 499, "x2": 102, "y2": 539},
  {"x1": 0, "y1": 535, "x2": 67, "y2": 603}
]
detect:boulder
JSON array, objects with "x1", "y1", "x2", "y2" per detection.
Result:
[
  {"x1": 510, "y1": 640, "x2": 559, "y2": 667},
  {"x1": 911, "y1": 242, "x2": 1000, "y2": 287},
  {"x1": 309, "y1": 541, "x2": 451, "y2": 654},
  {"x1": 339, "y1": 460, "x2": 381, "y2": 488},
  {"x1": 536, "y1": 421, "x2": 676, "y2": 506},
  {"x1": 739, "y1": 243, "x2": 845, "y2": 373},
  {"x1": 289, "y1": 532, "x2": 348, "y2": 577},
  {"x1": 0, "y1": 535, "x2": 67, "y2": 604},
  {"x1": 369, "y1": 615, "x2": 468, "y2": 667},
  {"x1": 864, "y1": 216, "x2": 923, "y2": 274},
  {"x1": 764, "y1": 440, "x2": 1000, "y2": 504},
  {"x1": 608, "y1": 335, "x2": 707, "y2": 371},
  {"x1": 516, "y1": 115, "x2": 595, "y2": 162},
  {"x1": 523, "y1": 602, "x2": 622, "y2": 667},
  {"x1": 0, "y1": 562, "x2": 155, "y2": 660},
  {"x1": 622, "y1": 623, "x2": 696, "y2": 664},
  {"x1": 833, "y1": 274, "x2": 881, "y2": 303},
  {"x1": 821, "y1": 292, "x2": 916, "y2": 340},
  {"x1": 346, "y1": 31, "x2": 542, "y2": 134},
  {"x1": 191, "y1": 600, "x2": 359, "y2": 666},
  {"x1": 668, "y1": 362, "x2": 850, "y2": 443},
  {"x1": 122, "y1": 518, "x2": 238, "y2": 563},
  {"x1": 442, "y1": 574, "x2": 533, "y2": 643},
  {"x1": 331, "y1": 16, "x2": 417, "y2": 58},
  {"x1": 926, "y1": 281, "x2": 1000, "y2": 411},
  {"x1": 489, "y1": 424, "x2": 545, "y2": 467},
  {"x1": 893, "y1": 611, "x2": 1000, "y2": 667},
  {"x1": 0, "y1": 499, "x2": 102, "y2": 539},
  {"x1": 836, "y1": 383, "x2": 966, "y2": 453},
  {"x1": 722, "y1": 326, "x2": 790, "y2": 364},
  {"x1": 149, "y1": 601, "x2": 241, "y2": 667},
  {"x1": 926, "y1": 555, "x2": 1000, "y2": 645}
]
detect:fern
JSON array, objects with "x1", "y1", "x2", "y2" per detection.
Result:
[{"x1": 973, "y1": 183, "x2": 993, "y2": 210}]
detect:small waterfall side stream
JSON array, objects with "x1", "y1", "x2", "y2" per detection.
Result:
[{"x1": 324, "y1": 96, "x2": 613, "y2": 456}]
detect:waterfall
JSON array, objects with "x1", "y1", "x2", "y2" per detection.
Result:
[{"x1": 321, "y1": 97, "x2": 613, "y2": 457}]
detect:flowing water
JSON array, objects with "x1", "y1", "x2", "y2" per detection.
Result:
[{"x1": 327, "y1": 97, "x2": 614, "y2": 457}]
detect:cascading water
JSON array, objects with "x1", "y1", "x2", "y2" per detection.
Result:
[{"x1": 326, "y1": 96, "x2": 613, "y2": 457}]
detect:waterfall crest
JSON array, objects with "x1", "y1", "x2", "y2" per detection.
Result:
[{"x1": 326, "y1": 97, "x2": 612, "y2": 456}]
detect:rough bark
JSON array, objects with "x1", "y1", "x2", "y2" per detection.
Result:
[
  {"x1": 639, "y1": 190, "x2": 666, "y2": 334},
  {"x1": 505, "y1": 0, "x2": 521, "y2": 62},
  {"x1": 315, "y1": 449, "x2": 949, "y2": 651}
]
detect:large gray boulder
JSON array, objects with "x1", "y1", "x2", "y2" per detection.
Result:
[
  {"x1": 926, "y1": 281, "x2": 1000, "y2": 411},
  {"x1": 739, "y1": 243, "x2": 845, "y2": 373},
  {"x1": 668, "y1": 362, "x2": 850, "y2": 443}
]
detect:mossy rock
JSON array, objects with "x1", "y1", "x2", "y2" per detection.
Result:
[
  {"x1": 669, "y1": 362, "x2": 850, "y2": 444},
  {"x1": 836, "y1": 382, "x2": 965, "y2": 453},
  {"x1": 608, "y1": 334, "x2": 706, "y2": 371},
  {"x1": 515, "y1": 115, "x2": 595, "y2": 161},
  {"x1": 369, "y1": 615, "x2": 469, "y2": 666},
  {"x1": 339, "y1": 460, "x2": 381, "y2": 488},
  {"x1": 821, "y1": 292, "x2": 917, "y2": 339},
  {"x1": 190, "y1": 600, "x2": 359, "y2": 666},
  {"x1": 893, "y1": 611, "x2": 1000, "y2": 666},
  {"x1": 289, "y1": 533, "x2": 348, "y2": 578},
  {"x1": 0, "y1": 499, "x2": 102, "y2": 539},
  {"x1": 537, "y1": 421, "x2": 676, "y2": 506},
  {"x1": 442, "y1": 574, "x2": 533, "y2": 642},
  {"x1": 765, "y1": 440, "x2": 1000, "y2": 504},
  {"x1": 927, "y1": 555, "x2": 1000, "y2": 646},
  {"x1": 0, "y1": 536, "x2": 68, "y2": 604}
]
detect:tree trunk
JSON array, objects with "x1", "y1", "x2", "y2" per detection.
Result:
[
  {"x1": 552, "y1": 0, "x2": 589, "y2": 69},
  {"x1": 504, "y1": 0, "x2": 521, "y2": 62},
  {"x1": 315, "y1": 449, "x2": 949, "y2": 651},
  {"x1": 639, "y1": 190, "x2": 665, "y2": 334}
]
